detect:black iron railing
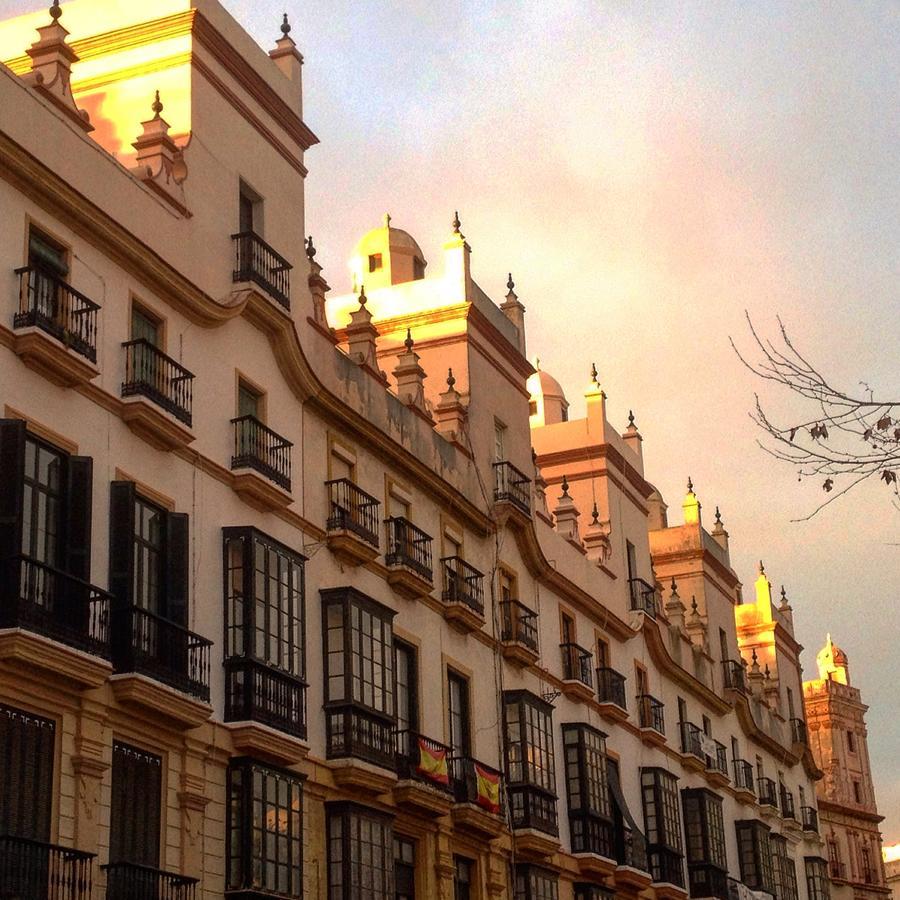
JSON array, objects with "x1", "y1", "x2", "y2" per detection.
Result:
[
  {"x1": 121, "y1": 340, "x2": 194, "y2": 426},
  {"x1": 325, "y1": 704, "x2": 397, "y2": 770},
  {"x1": 325, "y1": 478, "x2": 379, "y2": 548},
  {"x1": 710, "y1": 740, "x2": 729, "y2": 777},
  {"x1": 790, "y1": 717, "x2": 808, "y2": 745},
  {"x1": 111, "y1": 605, "x2": 211, "y2": 702},
  {"x1": 224, "y1": 657, "x2": 306, "y2": 739},
  {"x1": 801, "y1": 806, "x2": 819, "y2": 832},
  {"x1": 734, "y1": 759, "x2": 755, "y2": 794},
  {"x1": 500, "y1": 600, "x2": 538, "y2": 651},
  {"x1": 596, "y1": 667, "x2": 627, "y2": 709},
  {"x1": 722, "y1": 659, "x2": 747, "y2": 692},
  {"x1": 103, "y1": 862, "x2": 198, "y2": 900},
  {"x1": 450, "y1": 756, "x2": 503, "y2": 813},
  {"x1": 508, "y1": 784, "x2": 559, "y2": 836},
  {"x1": 680, "y1": 721, "x2": 704, "y2": 759},
  {"x1": 385, "y1": 516, "x2": 433, "y2": 583},
  {"x1": 561, "y1": 642, "x2": 593, "y2": 688},
  {"x1": 14, "y1": 266, "x2": 100, "y2": 362},
  {"x1": 628, "y1": 577, "x2": 659, "y2": 616},
  {"x1": 0, "y1": 835, "x2": 94, "y2": 900},
  {"x1": 441, "y1": 556, "x2": 484, "y2": 613},
  {"x1": 1, "y1": 555, "x2": 110, "y2": 658},
  {"x1": 758, "y1": 776, "x2": 778, "y2": 808},
  {"x1": 780, "y1": 786, "x2": 797, "y2": 820},
  {"x1": 395, "y1": 729, "x2": 454, "y2": 793},
  {"x1": 637, "y1": 694, "x2": 665, "y2": 734},
  {"x1": 231, "y1": 231, "x2": 291, "y2": 309},
  {"x1": 493, "y1": 460, "x2": 531, "y2": 515},
  {"x1": 231, "y1": 415, "x2": 292, "y2": 491}
]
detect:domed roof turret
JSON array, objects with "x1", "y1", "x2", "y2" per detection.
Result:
[
  {"x1": 350, "y1": 214, "x2": 426, "y2": 290},
  {"x1": 527, "y1": 360, "x2": 569, "y2": 427}
]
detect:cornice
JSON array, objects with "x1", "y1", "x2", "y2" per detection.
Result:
[
  {"x1": 536, "y1": 443, "x2": 654, "y2": 502},
  {"x1": 817, "y1": 798, "x2": 885, "y2": 825}
]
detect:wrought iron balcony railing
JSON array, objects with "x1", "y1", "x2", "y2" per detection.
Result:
[
  {"x1": 722, "y1": 659, "x2": 747, "y2": 692},
  {"x1": 596, "y1": 667, "x2": 627, "y2": 709},
  {"x1": 325, "y1": 478, "x2": 380, "y2": 548},
  {"x1": 385, "y1": 516, "x2": 433, "y2": 583},
  {"x1": 231, "y1": 231, "x2": 291, "y2": 309},
  {"x1": 231, "y1": 415, "x2": 292, "y2": 491},
  {"x1": 757, "y1": 776, "x2": 778, "y2": 808},
  {"x1": 325, "y1": 704, "x2": 397, "y2": 770},
  {"x1": 450, "y1": 755, "x2": 503, "y2": 814},
  {"x1": 790, "y1": 717, "x2": 808, "y2": 745},
  {"x1": 680, "y1": 721, "x2": 704, "y2": 759},
  {"x1": 2, "y1": 555, "x2": 110, "y2": 659},
  {"x1": 500, "y1": 600, "x2": 538, "y2": 651},
  {"x1": 508, "y1": 783, "x2": 559, "y2": 837},
  {"x1": 0, "y1": 834, "x2": 94, "y2": 900},
  {"x1": 780, "y1": 786, "x2": 797, "y2": 820},
  {"x1": 628, "y1": 577, "x2": 659, "y2": 617},
  {"x1": 395, "y1": 729, "x2": 454, "y2": 793},
  {"x1": 637, "y1": 694, "x2": 665, "y2": 734},
  {"x1": 224, "y1": 657, "x2": 306, "y2": 739},
  {"x1": 561, "y1": 642, "x2": 593, "y2": 688},
  {"x1": 122, "y1": 340, "x2": 194, "y2": 426},
  {"x1": 111, "y1": 605, "x2": 211, "y2": 702},
  {"x1": 14, "y1": 265, "x2": 100, "y2": 362},
  {"x1": 801, "y1": 806, "x2": 819, "y2": 832},
  {"x1": 493, "y1": 460, "x2": 531, "y2": 515},
  {"x1": 441, "y1": 556, "x2": 484, "y2": 613},
  {"x1": 734, "y1": 759, "x2": 755, "y2": 794},
  {"x1": 709, "y1": 740, "x2": 729, "y2": 778},
  {"x1": 103, "y1": 861, "x2": 198, "y2": 900}
]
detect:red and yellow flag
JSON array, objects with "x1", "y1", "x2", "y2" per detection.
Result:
[
  {"x1": 416, "y1": 738, "x2": 449, "y2": 785},
  {"x1": 475, "y1": 763, "x2": 500, "y2": 813}
]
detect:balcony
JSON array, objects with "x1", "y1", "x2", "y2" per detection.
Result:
[
  {"x1": 733, "y1": 759, "x2": 755, "y2": 800},
  {"x1": 570, "y1": 814, "x2": 616, "y2": 877},
  {"x1": 707, "y1": 740, "x2": 730, "y2": 787},
  {"x1": 560, "y1": 642, "x2": 594, "y2": 701},
  {"x1": 384, "y1": 516, "x2": 433, "y2": 600},
  {"x1": 0, "y1": 834, "x2": 94, "y2": 900},
  {"x1": 493, "y1": 460, "x2": 531, "y2": 516},
  {"x1": 441, "y1": 556, "x2": 485, "y2": 631},
  {"x1": 450, "y1": 756, "x2": 505, "y2": 839},
  {"x1": 790, "y1": 717, "x2": 808, "y2": 745},
  {"x1": 780, "y1": 786, "x2": 797, "y2": 821},
  {"x1": 508, "y1": 783, "x2": 560, "y2": 856},
  {"x1": 230, "y1": 415, "x2": 292, "y2": 508},
  {"x1": 500, "y1": 600, "x2": 539, "y2": 667},
  {"x1": 637, "y1": 694, "x2": 666, "y2": 745},
  {"x1": 596, "y1": 667, "x2": 628, "y2": 721},
  {"x1": 120, "y1": 340, "x2": 194, "y2": 449},
  {"x1": 679, "y1": 721, "x2": 705, "y2": 770},
  {"x1": 103, "y1": 862, "x2": 197, "y2": 900},
  {"x1": 801, "y1": 806, "x2": 819, "y2": 833},
  {"x1": 325, "y1": 478, "x2": 380, "y2": 565},
  {"x1": 231, "y1": 231, "x2": 291, "y2": 310},
  {"x1": 12, "y1": 266, "x2": 100, "y2": 386},
  {"x1": 757, "y1": 776, "x2": 778, "y2": 810},
  {"x1": 0, "y1": 555, "x2": 111, "y2": 688},
  {"x1": 325, "y1": 704, "x2": 397, "y2": 793},
  {"x1": 395, "y1": 729, "x2": 454, "y2": 816},
  {"x1": 722, "y1": 659, "x2": 747, "y2": 693},
  {"x1": 110, "y1": 605, "x2": 212, "y2": 727},
  {"x1": 648, "y1": 846, "x2": 685, "y2": 890},
  {"x1": 224, "y1": 658, "x2": 308, "y2": 764},
  {"x1": 628, "y1": 577, "x2": 659, "y2": 617}
]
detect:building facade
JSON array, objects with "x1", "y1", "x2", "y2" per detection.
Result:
[
  {"x1": 803, "y1": 639, "x2": 891, "y2": 900},
  {"x1": 0, "y1": 2, "x2": 864, "y2": 899}
]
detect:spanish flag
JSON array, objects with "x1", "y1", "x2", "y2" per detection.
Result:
[
  {"x1": 475, "y1": 763, "x2": 500, "y2": 813},
  {"x1": 416, "y1": 738, "x2": 449, "y2": 785}
]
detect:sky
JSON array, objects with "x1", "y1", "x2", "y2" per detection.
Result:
[{"x1": 4, "y1": 0, "x2": 897, "y2": 839}]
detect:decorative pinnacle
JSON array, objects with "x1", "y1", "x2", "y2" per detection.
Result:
[
  {"x1": 358, "y1": 284, "x2": 367, "y2": 306},
  {"x1": 281, "y1": 13, "x2": 291, "y2": 36},
  {"x1": 758, "y1": 559, "x2": 765, "y2": 575},
  {"x1": 590, "y1": 362, "x2": 598, "y2": 383},
  {"x1": 452, "y1": 210, "x2": 461, "y2": 234},
  {"x1": 561, "y1": 475, "x2": 570, "y2": 496},
  {"x1": 404, "y1": 328, "x2": 414, "y2": 352},
  {"x1": 780, "y1": 585, "x2": 789, "y2": 606},
  {"x1": 305, "y1": 235, "x2": 316, "y2": 260},
  {"x1": 49, "y1": 0, "x2": 62, "y2": 21},
  {"x1": 446, "y1": 368, "x2": 455, "y2": 389},
  {"x1": 691, "y1": 596, "x2": 698, "y2": 614},
  {"x1": 628, "y1": 409, "x2": 635, "y2": 427},
  {"x1": 764, "y1": 664, "x2": 771, "y2": 680},
  {"x1": 751, "y1": 648, "x2": 758, "y2": 663},
  {"x1": 670, "y1": 577, "x2": 678, "y2": 595},
  {"x1": 687, "y1": 476, "x2": 694, "y2": 493},
  {"x1": 383, "y1": 212, "x2": 392, "y2": 228},
  {"x1": 151, "y1": 90, "x2": 163, "y2": 118},
  {"x1": 591, "y1": 501, "x2": 599, "y2": 524},
  {"x1": 714, "y1": 505, "x2": 722, "y2": 524},
  {"x1": 507, "y1": 273, "x2": 515, "y2": 292}
]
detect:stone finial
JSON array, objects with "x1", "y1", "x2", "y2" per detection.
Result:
[
  {"x1": 345, "y1": 284, "x2": 382, "y2": 375},
  {"x1": 452, "y1": 210, "x2": 462, "y2": 234},
  {"x1": 591, "y1": 501, "x2": 599, "y2": 525},
  {"x1": 404, "y1": 327, "x2": 414, "y2": 353},
  {"x1": 758, "y1": 559, "x2": 765, "y2": 575},
  {"x1": 434, "y1": 367, "x2": 467, "y2": 444},
  {"x1": 131, "y1": 90, "x2": 186, "y2": 193},
  {"x1": 151, "y1": 89, "x2": 163, "y2": 118},
  {"x1": 714, "y1": 506, "x2": 722, "y2": 525},
  {"x1": 670, "y1": 577, "x2": 678, "y2": 597},
  {"x1": 281, "y1": 12, "x2": 291, "y2": 36},
  {"x1": 49, "y1": 0, "x2": 62, "y2": 21},
  {"x1": 393, "y1": 329, "x2": 430, "y2": 417},
  {"x1": 358, "y1": 284, "x2": 368, "y2": 306},
  {"x1": 306, "y1": 235, "x2": 317, "y2": 260},
  {"x1": 664, "y1": 577, "x2": 686, "y2": 628},
  {"x1": 500, "y1": 268, "x2": 526, "y2": 355},
  {"x1": 383, "y1": 212, "x2": 392, "y2": 228},
  {"x1": 583, "y1": 499, "x2": 611, "y2": 564},
  {"x1": 447, "y1": 368, "x2": 456, "y2": 390},
  {"x1": 507, "y1": 273, "x2": 515, "y2": 292},
  {"x1": 751, "y1": 648, "x2": 760, "y2": 673},
  {"x1": 561, "y1": 475, "x2": 570, "y2": 498},
  {"x1": 590, "y1": 362, "x2": 599, "y2": 385},
  {"x1": 628, "y1": 410, "x2": 635, "y2": 427},
  {"x1": 553, "y1": 476, "x2": 582, "y2": 547}
]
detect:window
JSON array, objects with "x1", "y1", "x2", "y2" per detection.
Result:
[
  {"x1": 504, "y1": 691, "x2": 558, "y2": 835},
  {"x1": 575, "y1": 888, "x2": 614, "y2": 900},
  {"x1": 454, "y1": 856, "x2": 473, "y2": 900},
  {"x1": 786, "y1": 686, "x2": 795, "y2": 719},
  {"x1": 735, "y1": 820, "x2": 775, "y2": 895},
  {"x1": 227, "y1": 759, "x2": 303, "y2": 896},
  {"x1": 109, "y1": 742, "x2": 161, "y2": 870},
  {"x1": 131, "y1": 303, "x2": 161, "y2": 347},
  {"x1": 529, "y1": 400, "x2": 538, "y2": 416},
  {"x1": 682, "y1": 789, "x2": 727, "y2": 898},
  {"x1": 853, "y1": 780, "x2": 862, "y2": 803},
  {"x1": 223, "y1": 527, "x2": 307, "y2": 737},
  {"x1": 514, "y1": 865, "x2": 559, "y2": 900},
  {"x1": 396, "y1": 640, "x2": 419, "y2": 736},
  {"x1": 596, "y1": 637, "x2": 610, "y2": 669},
  {"x1": 239, "y1": 180, "x2": 262, "y2": 234},
  {"x1": 641, "y1": 768, "x2": 684, "y2": 886},
  {"x1": 448, "y1": 670, "x2": 471, "y2": 757},
  {"x1": 719, "y1": 628, "x2": 728, "y2": 662},
  {"x1": 369, "y1": 253, "x2": 383, "y2": 272},
  {"x1": 626, "y1": 540, "x2": 637, "y2": 581},
  {"x1": 323, "y1": 587, "x2": 396, "y2": 768},
  {"x1": 238, "y1": 379, "x2": 263, "y2": 420},
  {"x1": 28, "y1": 226, "x2": 68, "y2": 275},
  {"x1": 500, "y1": 569, "x2": 516, "y2": 602},
  {"x1": 772, "y1": 834, "x2": 799, "y2": 900},
  {"x1": 395, "y1": 837, "x2": 415, "y2": 900},
  {"x1": 328, "y1": 803, "x2": 393, "y2": 900},
  {"x1": 494, "y1": 420, "x2": 506, "y2": 461},
  {"x1": 413, "y1": 257, "x2": 425, "y2": 280},
  {"x1": 563, "y1": 723, "x2": 612, "y2": 857},
  {"x1": 0, "y1": 703, "x2": 55, "y2": 842},
  {"x1": 805, "y1": 857, "x2": 831, "y2": 900},
  {"x1": 847, "y1": 730, "x2": 856, "y2": 753}
]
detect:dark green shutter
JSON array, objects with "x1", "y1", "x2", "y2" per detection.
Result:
[
  {"x1": 108, "y1": 481, "x2": 136, "y2": 607},
  {"x1": 165, "y1": 512, "x2": 189, "y2": 625},
  {"x1": 110, "y1": 742, "x2": 161, "y2": 868},
  {"x1": 64, "y1": 456, "x2": 93, "y2": 582},
  {"x1": 0, "y1": 419, "x2": 26, "y2": 565}
]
